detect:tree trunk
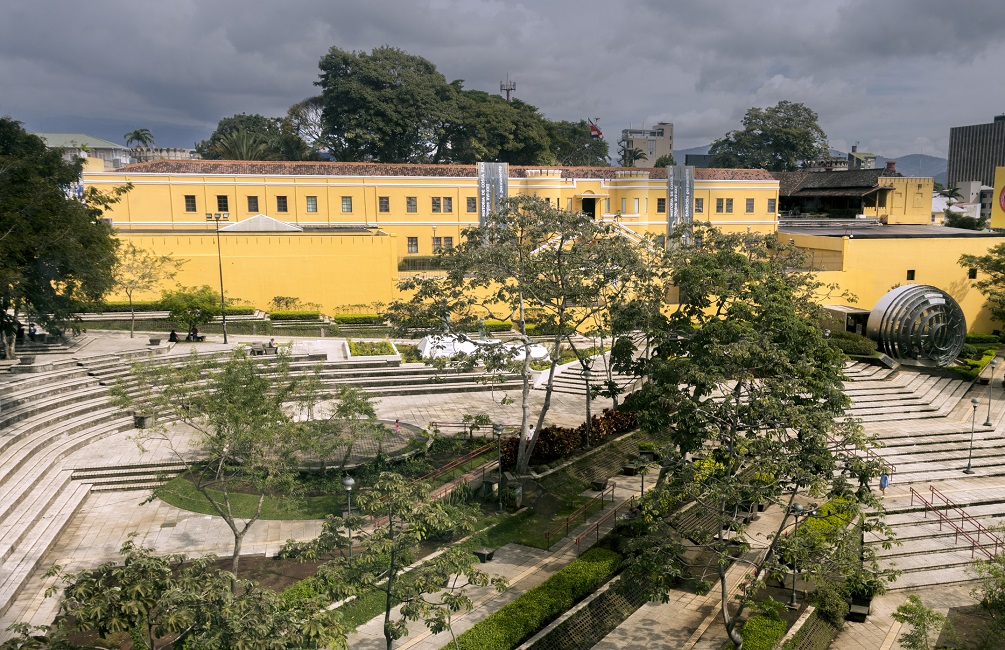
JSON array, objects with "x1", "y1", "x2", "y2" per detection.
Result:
[
  {"x1": 128, "y1": 294, "x2": 135, "y2": 338},
  {"x1": 384, "y1": 514, "x2": 398, "y2": 650},
  {"x1": 720, "y1": 561, "x2": 744, "y2": 649}
]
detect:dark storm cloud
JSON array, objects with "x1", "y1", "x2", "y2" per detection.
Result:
[{"x1": 2, "y1": 0, "x2": 1004, "y2": 157}]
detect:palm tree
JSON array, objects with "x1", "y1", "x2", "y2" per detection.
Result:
[
  {"x1": 620, "y1": 146, "x2": 648, "y2": 168},
  {"x1": 212, "y1": 129, "x2": 277, "y2": 160},
  {"x1": 124, "y1": 128, "x2": 155, "y2": 148},
  {"x1": 940, "y1": 185, "x2": 963, "y2": 206}
]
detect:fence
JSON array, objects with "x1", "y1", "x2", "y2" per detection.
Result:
[
  {"x1": 544, "y1": 483, "x2": 617, "y2": 549},
  {"x1": 574, "y1": 494, "x2": 637, "y2": 555},
  {"x1": 909, "y1": 485, "x2": 1003, "y2": 559}
]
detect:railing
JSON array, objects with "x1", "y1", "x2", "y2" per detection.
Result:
[
  {"x1": 909, "y1": 485, "x2": 1003, "y2": 559},
  {"x1": 829, "y1": 435, "x2": 896, "y2": 475},
  {"x1": 544, "y1": 482, "x2": 616, "y2": 549},
  {"x1": 574, "y1": 495, "x2": 637, "y2": 555}
]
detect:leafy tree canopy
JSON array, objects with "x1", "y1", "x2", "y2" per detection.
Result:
[
  {"x1": 0, "y1": 117, "x2": 122, "y2": 359},
  {"x1": 960, "y1": 243, "x2": 1005, "y2": 323},
  {"x1": 547, "y1": 120, "x2": 609, "y2": 167},
  {"x1": 708, "y1": 100, "x2": 828, "y2": 171},
  {"x1": 196, "y1": 113, "x2": 317, "y2": 161},
  {"x1": 653, "y1": 153, "x2": 675, "y2": 168},
  {"x1": 160, "y1": 284, "x2": 221, "y2": 332}
]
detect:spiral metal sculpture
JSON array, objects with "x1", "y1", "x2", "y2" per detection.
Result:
[{"x1": 866, "y1": 284, "x2": 966, "y2": 367}]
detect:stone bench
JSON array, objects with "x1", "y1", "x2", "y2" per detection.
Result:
[{"x1": 473, "y1": 547, "x2": 496, "y2": 563}]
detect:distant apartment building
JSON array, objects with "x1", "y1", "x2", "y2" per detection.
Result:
[
  {"x1": 33, "y1": 133, "x2": 199, "y2": 169},
  {"x1": 947, "y1": 115, "x2": 1005, "y2": 187},
  {"x1": 847, "y1": 145, "x2": 876, "y2": 170},
  {"x1": 619, "y1": 122, "x2": 673, "y2": 167}
]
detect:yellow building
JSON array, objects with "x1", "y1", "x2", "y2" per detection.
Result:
[
  {"x1": 991, "y1": 166, "x2": 1005, "y2": 229},
  {"x1": 84, "y1": 161, "x2": 781, "y2": 312}
]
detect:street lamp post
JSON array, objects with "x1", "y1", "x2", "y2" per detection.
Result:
[
  {"x1": 493, "y1": 423, "x2": 504, "y2": 514},
  {"x1": 985, "y1": 359, "x2": 999, "y2": 427},
  {"x1": 789, "y1": 503, "x2": 805, "y2": 608},
  {"x1": 206, "y1": 213, "x2": 229, "y2": 344},
  {"x1": 342, "y1": 474, "x2": 355, "y2": 560},
  {"x1": 965, "y1": 397, "x2": 981, "y2": 474}
]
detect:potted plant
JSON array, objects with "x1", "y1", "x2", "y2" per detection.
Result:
[{"x1": 638, "y1": 441, "x2": 660, "y2": 462}]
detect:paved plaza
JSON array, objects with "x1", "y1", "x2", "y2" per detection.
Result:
[{"x1": 0, "y1": 331, "x2": 1000, "y2": 648}]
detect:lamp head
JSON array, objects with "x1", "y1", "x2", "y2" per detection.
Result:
[
  {"x1": 341, "y1": 475, "x2": 355, "y2": 491},
  {"x1": 973, "y1": 397, "x2": 981, "y2": 407},
  {"x1": 793, "y1": 503, "x2": 804, "y2": 514},
  {"x1": 993, "y1": 359, "x2": 999, "y2": 368},
  {"x1": 492, "y1": 423, "x2": 504, "y2": 437}
]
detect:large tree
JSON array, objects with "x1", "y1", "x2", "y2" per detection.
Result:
[
  {"x1": 434, "y1": 91, "x2": 554, "y2": 165},
  {"x1": 280, "y1": 472, "x2": 489, "y2": 650},
  {"x1": 547, "y1": 119, "x2": 610, "y2": 167},
  {"x1": 0, "y1": 117, "x2": 122, "y2": 359},
  {"x1": 317, "y1": 46, "x2": 454, "y2": 163},
  {"x1": 388, "y1": 196, "x2": 648, "y2": 474},
  {"x1": 111, "y1": 350, "x2": 325, "y2": 578},
  {"x1": 708, "y1": 100, "x2": 828, "y2": 171},
  {"x1": 960, "y1": 244, "x2": 1005, "y2": 323},
  {"x1": 196, "y1": 113, "x2": 315, "y2": 161},
  {"x1": 612, "y1": 225, "x2": 890, "y2": 648}
]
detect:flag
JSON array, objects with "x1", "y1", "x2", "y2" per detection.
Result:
[{"x1": 589, "y1": 118, "x2": 603, "y2": 139}]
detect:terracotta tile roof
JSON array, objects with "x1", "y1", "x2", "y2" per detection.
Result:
[
  {"x1": 116, "y1": 159, "x2": 776, "y2": 182},
  {"x1": 772, "y1": 169, "x2": 901, "y2": 197}
]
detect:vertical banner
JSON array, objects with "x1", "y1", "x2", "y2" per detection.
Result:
[
  {"x1": 667, "y1": 165, "x2": 679, "y2": 236},
  {"x1": 478, "y1": 162, "x2": 509, "y2": 226},
  {"x1": 681, "y1": 165, "x2": 694, "y2": 226}
]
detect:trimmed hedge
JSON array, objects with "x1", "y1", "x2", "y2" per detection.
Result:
[
  {"x1": 331, "y1": 313, "x2": 385, "y2": 325},
  {"x1": 966, "y1": 333, "x2": 1000, "y2": 345},
  {"x1": 270, "y1": 310, "x2": 322, "y2": 321},
  {"x1": 456, "y1": 319, "x2": 515, "y2": 333},
  {"x1": 348, "y1": 340, "x2": 395, "y2": 356},
  {"x1": 501, "y1": 408, "x2": 637, "y2": 470},
  {"x1": 447, "y1": 547, "x2": 621, "y2": 650},
  {"x1": 97, "y1": 300, "x2": 164, "y2": 312},
  {"x1": 952, "y1": 349, "x2": 997, "y2": 381},
  {"x1": 828, "y1": 330, "x2": 877, "y2": 356},
  {"x1": 730, "y1": 615, "x2": 787, "y2": 650},
  {"x1": 224, "y1": 306, "x2": 256, "y2": 316}
]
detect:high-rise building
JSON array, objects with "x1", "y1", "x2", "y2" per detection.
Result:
[
  {"x1": 947, "y1": 115, "x2": 1005, "y2": 187},
  {"x1": 619, "y1": 122, "x2": 673, "y2": 167}
]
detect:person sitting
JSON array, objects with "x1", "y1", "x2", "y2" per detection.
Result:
[
  {"x1": 28, "y1": 323, "x2": 36, "y2": 342},
  {"x1": 168, "y1": 329, "x2": 179, "y2": 343},
  {"x1": 187, "y1": 326, "x2": 199, "y2": 342},
  {"x1": 267, "y1": 337, "x2": 276, "y2": 349}
]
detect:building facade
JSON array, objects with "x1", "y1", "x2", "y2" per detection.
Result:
[
  {"x1": 947, "y1": 115, "x2": 1005, "y2": 187},
  {"x1": 618, "y1": 123, "x2": 674, "y2": 167}
]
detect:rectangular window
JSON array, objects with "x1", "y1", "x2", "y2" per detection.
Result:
[
  {"x1": 407, "y1": 197, "x2": 417, "y2": 213},
  {"x1": 184, "y1": 195, "x2": 197, "y2": 212},
  {"x1": 656, "y1": 235, "x2": 666, "y2": 248},
  {"x1": 306, "y1": 196, "x2": 317, "y2": 213},
  {"x1": 621, "y1": 198, "x2": 627, "y2": 212},
  {"x1": 217, "y1": 195, "x2": 229, "y2": 212},
  {"x1": 633, "y1": 198, "x2": 639, "y2": 213},
  {"x1": 907, "y1": 270, "x2": 916, "y2": 281},
  {"x1": 969, "y1": 268, "x2": 978, "y2": 279},
  {"x1": 657, "y1": 198, "x2": 666, "y2": 213},
  {"x1": 247, "y1": 195, "x2": 259, "y2": 212},
  {"x1": 341, "y1": 196, "x2": 352, "y2": 213},
  {"x1": 407, "y1": 237, "x2": 418, "y2": 254},
  {"x1": 745, "y1": 198, "x2": 755, "y2": 213},
  {"x1": 443, "y1": 197, "x2": 452, "y2": 213},
  {"x1": 715, "y1": 198, "x2": 723, "y2": 213},
  {"x1": 725, "y1": 198, "x2": 733, "y2": 214},
  {"x1": 695, "y1": 198, "x2": 704, "y2": 213},
  {"x1": 443, "y1": 236, "x2": 453, "y2": 250},
  {"x1": 433, "y1": 236, "x2": 442, "y2": 252},
  {"x1": 431, "y1": 197, "x2": 441, "y2": 213},
  {"x1": 378, "y1": 196, "x2": 390, "y2": 213},
  {"x1": 276, "y1": 196, "x2": 288, "y2": 213},
  {"x1": 466, "y1": 197, "x2": 476, "y2": 213},
  {"x1": 767, "y1": 198, "x2": 777, "y2": 213},
  {"x1": 604, "y1": 198, "x2": 611, "y2": 213}
]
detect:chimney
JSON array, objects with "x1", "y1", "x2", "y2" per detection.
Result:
[
  {"x1": 885, "y1": 160, "x2": 897, "y2": 172},
  {"x1": 852, "y1": 145, "x2": 858, "y2": 153}
]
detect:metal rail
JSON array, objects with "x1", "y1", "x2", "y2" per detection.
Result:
[
  {"x1": 909, "y1": 485, "x2": 1002, "y2": 559},
  {"x1": 544, "y1": 482, "x2": 616, "y2": 549},
  {"x1": 574, "y1": 495, "x2": 637, "y2": 555}
]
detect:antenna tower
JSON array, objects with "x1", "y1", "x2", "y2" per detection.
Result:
[{"x1": 500, "y1": 75, "x2": 516, "y2": 101}]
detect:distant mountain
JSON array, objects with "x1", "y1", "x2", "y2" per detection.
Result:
[{"x1": 676, "y1": 144, "x2": 947, "y2": 184}]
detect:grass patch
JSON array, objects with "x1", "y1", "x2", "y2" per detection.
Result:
[
  {"x1": 155, "y1": 475, "x2": 342, "y2": 520},
  {"x1": 397, "y1": 343, "x2": 422, "y2": 362},
  {"x1": 348, "y1": 340, "x2": 396, "y2": 356},
  {"x1": 530, "y1": 345, "x2": 608, "y2": 371}
]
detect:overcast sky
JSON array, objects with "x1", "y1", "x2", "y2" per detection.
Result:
[{"x1": 3, "y1": 0, "x2": 1004, "y2": 159}]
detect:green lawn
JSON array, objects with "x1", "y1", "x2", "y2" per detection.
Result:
[{"x1": 155, "y1": 476, "x2": 343, "y2": 520}]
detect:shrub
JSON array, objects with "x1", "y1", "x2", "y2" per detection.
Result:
[
  {"x1": 966, "y1": 333, "x2": 1000, "y2": 345},
  {"x1": 397, "y1": 343, "x2": 422, "y2": 362},
  {"x1": 223, "y1": 306, "x2": 256, "y2": 316},
  {"x1": 828, "y1": 330, "x2": 877, "y2": 356},
  {"x1": 280, "y1": 576, "x2": 323, "y2": 607},
  {"x1": 730, "y1": 615, "x2": 787, "y2": 650},
  {"x1": 449, "y1": 547, "x2": 621, "y2": 650},
  {"x1": 97, "y1": 300, "x2": 164, "y2": 312},
  {"x1": 500, "y1": 408, "x2": 637, "y2": 469},
  {"x1": 348, "y1": 340, "x2": 395, "y2": 356},
  {"x1": 270, "y1": 310, "x2": 322, "y2": 321},
  {"x1": 331, "y1": 313, "x2": 384, "y2": 325}
]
